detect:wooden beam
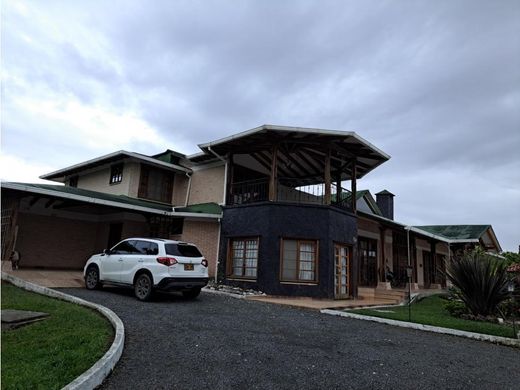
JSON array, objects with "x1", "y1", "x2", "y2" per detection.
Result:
[
  {"x1": 251, "y1": 152, "x2": 273, "y2": 172},
  {"x1": 324, "y1": 148, "x2": 331, "y2": 205},
  {"x1": 269, "y1": 144, "x2": 279, "y2": 201},
  {"x1": 44, "y1": 198, "x2": 56, "y2": 208},
  {"x1": 351, "y1": 158, "x2": 357, "y2": 213}
]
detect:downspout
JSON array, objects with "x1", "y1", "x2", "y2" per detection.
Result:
[
  {"x1": 207, "y1": 145, "x2": 228, "y2": 205},
  {"x1": 184, "y1": 172, "x2": 192, "y2": 207}
]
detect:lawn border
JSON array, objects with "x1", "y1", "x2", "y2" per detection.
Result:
[
  {"x1": 1, "y1": 272, "x2": 125, "y2": 390},
  {"x1": 321, "y1": 308, "x2": 520, "y2": 348}
]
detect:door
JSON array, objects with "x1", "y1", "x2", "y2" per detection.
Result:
[
  {"x1": 334, "y1": 244, "x2": 350, "y2": 299},
  {"x1": 107, "y1": 223, "x2": 123, "y2": 249},
  {"x1": 423, "y1": 250, "x2": 433, "y2": 288},
  {"x1": 358, "y1": 237, "x2": 378, "y2": 286},
  {"x1": 101, "y1": 239, "x2": 136, "y2": 282}
]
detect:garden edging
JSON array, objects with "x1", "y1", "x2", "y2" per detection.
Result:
[
  {"x1": 321, "y1": 308, "x2": 520, "y2": 348},
  {"x1": 1, "y1": 272, "x2": 125, "y2": 390}
]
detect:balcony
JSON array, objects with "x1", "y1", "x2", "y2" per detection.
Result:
[{"x1": 227, "y1": 177, "x2": 354, "y2": 212}]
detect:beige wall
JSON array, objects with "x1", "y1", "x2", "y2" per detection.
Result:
[
  {"x1": 172, "y1": 173, "x2": 189, "y2": 206},
  {"x1": 188, "y1": 165, "x2": 225, "y2": 205},
  {"x1": 171, "y1": 219, "x2": 220, "y2": 277},
  {"x1": 77, "y1": 161, "x2": 140, "y2": 197}
]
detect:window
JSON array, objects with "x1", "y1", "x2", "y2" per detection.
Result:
[
  {"x1": 135, "y1": 240, "x2": 159, "y2": 255},
  {"x1": 111, "y1": 240, "x2": 139, "y2": 254},
  {"x1": 138, "y1": 165, "x2": 173, "y2": 203},
  {"x1": 69, "y1": 176, "x2": 78, "y2": 187},
  {"x1": 281, "y1": 239, "x2": 318, "y2": 282},
  {"x1": 110, "y1": 164, "x2": 123, "y2": 184},
  {"x1": 165, "y1": 243, "x2": 202, "y2": 258},
  {"x1": 228, "y1": 238, "x2": 259, "y2": 278}
]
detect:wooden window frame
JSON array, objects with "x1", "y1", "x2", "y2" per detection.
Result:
[
  {"x1": 109, "y1": 164, "x2": 124, "y2": 185},
  {"x1": 138, "y1": 164, "x2": 174, "y2": 204},
  {"x1": 226, "y1": 237, "x2": 260, "y2": 280},
  {"x1": 280, "y1": 238, "x2": 319, "y2": 284}
]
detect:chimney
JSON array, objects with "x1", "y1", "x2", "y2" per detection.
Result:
[{"x1": 376, "y1": 190, "x2": 395, "y2": 220}]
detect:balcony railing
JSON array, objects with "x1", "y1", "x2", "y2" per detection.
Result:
[{"x1": 227, "y1": 178, "x2": 353, "y2": 212}]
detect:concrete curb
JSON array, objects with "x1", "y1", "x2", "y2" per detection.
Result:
[
  {"x1": 2, "y1": 272, "x2": 125, "y2": 390},
  {"x1": 321, "y1": 309, "x2": 520, "y2": 348}
]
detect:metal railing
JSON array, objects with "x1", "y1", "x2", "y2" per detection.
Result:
[{"x1": 227, "y1": 178, "x2": 354, "y2": 212}]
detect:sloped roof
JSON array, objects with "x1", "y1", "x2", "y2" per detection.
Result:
[
  {"x1": 331, "y1": 189, "x2": 383, "y2": 216},
  {"x1": 191, "y1": 125, "x2": 390, "y2": 183},
  {"x1": 414, "y1": 225, "x2": 490, "y2": 240},
  {"x1": 40, "y1": 150, "x2": 191, "y2": 182},
  {"x1": 2, "y1": 182, "x2": 222, "y2": 218},
  {"x1": 175, "y1": 202, "x2": 222, "y2": 215}
]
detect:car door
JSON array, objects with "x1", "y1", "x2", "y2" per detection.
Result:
[
  {"x1": 101, "y1": 240, "x2": 136, "y2": 282},
  {"x1": 119, "y1": 240, "x2": 150, "y2": 285}
]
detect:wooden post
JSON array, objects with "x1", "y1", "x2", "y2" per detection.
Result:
[
  {"x1": 351, "y1": 158, "x2": 357, "y2": 213},
  {"x1": 324, "y1": 148, "x2": 331, "y2": 205},
  {"x1": 269, "y1": 144, "x2": 278, "y2": 201},
  {"x1": 335, "y1": 171, "x2": 342, "y2": 205}
]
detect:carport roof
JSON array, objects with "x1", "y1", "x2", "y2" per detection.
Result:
[{"x1": 2, "y1": 182, "x2": 222, "y2": 218}]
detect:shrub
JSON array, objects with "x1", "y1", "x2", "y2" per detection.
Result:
[
  {"x1": 443, "y1": 300, "x2": 467, "y2": 317},
  {"x1": 445, "y1": 249, "x2": 511, "y2": 317}
]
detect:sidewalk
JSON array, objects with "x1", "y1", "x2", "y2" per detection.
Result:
[{"x1": 1, "y1": 261, "x2": 84, "y2": 288}]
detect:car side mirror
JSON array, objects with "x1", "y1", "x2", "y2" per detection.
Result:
[{"x1": 103, "y1": 249, "x2": 111, "y2": 255}]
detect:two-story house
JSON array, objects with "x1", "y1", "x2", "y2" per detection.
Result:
[{"x1": 1, "y1": 125, "x2": 502, "y2": 299}]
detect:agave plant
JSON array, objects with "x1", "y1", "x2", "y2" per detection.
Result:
[{"x1": 445, "y1": 249, "x2": 511, "y2": 317}]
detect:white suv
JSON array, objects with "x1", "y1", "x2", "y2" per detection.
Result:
[{"x1": 83, "y1": 238, "x2": 209, "y2": 301}]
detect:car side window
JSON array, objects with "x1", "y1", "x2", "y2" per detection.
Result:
[
  {"x1": 134, "y1": 241, "x2": 159, "y2": 255},
  {"x1": 112, "y1": 240, "x2": 139, "y2": 254}
]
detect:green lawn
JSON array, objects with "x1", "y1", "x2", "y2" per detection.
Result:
[
  {"x1": 352, "y1": 295, "x2": 517, "y2": 339},
  {"x1": 1, "y1": 282, "x2": 114, "y2": 390}
]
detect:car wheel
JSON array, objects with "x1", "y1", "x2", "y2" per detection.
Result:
[
  {"x1": 134, "y1": 273, "x2": 153, "y2": 301},
  {"x1": 182, "y1": 288, "x2": 201, "y2": 299},
  {"x1": 85, "y1": 266, "x2": 102, "y2": 290}
]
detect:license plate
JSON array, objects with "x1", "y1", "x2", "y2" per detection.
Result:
[{"x1": 184, "y1": 264, "x2": 194, "y2": 271}]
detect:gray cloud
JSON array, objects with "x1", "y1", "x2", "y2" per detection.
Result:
[{"x1": 2, "y1": 0, "x2": 519, "y2": 250}]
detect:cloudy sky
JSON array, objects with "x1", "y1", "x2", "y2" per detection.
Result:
[{"x1": 1, "y1": 0, "x2": 519, "y2": 251}]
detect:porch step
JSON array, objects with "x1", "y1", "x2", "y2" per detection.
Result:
[{"x1": 358, "y1": 287, "x2": 408, "y2": 305}]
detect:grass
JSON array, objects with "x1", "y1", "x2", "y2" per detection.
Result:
[
  {"x1": 352, "y1": 295, "x2": 517, "y2": 339},
  {"x1": 1, "y1": 282, "x2": 114, "y2": 390}
]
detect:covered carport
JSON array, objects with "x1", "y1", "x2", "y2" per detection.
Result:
[{"x1": 1, "y1": 182, "x2": 181, "y2": 270}]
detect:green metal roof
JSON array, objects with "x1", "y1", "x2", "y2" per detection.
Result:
[
  {"x1": 5, "y1": 182, "x2": 173, "y2": 212},
  {"x1": 175, "y1": 202, "x2": 222, "y2": 215},
  {"x1": 413, "y1": 225, "x2": 491, "y2": 240}
]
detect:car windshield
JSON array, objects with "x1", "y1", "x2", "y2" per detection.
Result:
[{"x1": 165, "y1": 243, "x2": 202, "y2": 258}]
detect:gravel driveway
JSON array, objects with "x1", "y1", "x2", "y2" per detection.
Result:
[{"x1": 62, "y1": 288, "x2": 520, "y2": 390}]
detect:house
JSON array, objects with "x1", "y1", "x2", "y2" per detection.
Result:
[{"x1": 1, "y1": 124, "x2": 502, "y2": 299}]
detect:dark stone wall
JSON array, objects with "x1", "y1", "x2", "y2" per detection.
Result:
[{"x1": 218, "y1": 202, "x2": 358, "y2": 298}]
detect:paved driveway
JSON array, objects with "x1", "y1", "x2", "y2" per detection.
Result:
[{"x1": 63, "y1": 288, "x2": 520, "y2": 390}]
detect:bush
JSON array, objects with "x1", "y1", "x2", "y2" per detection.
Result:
[
  {"x1": 445, "y1": 248, "x2": 511, "y2": 317},
  {"x1": 443, "y1": 300, "x2": 467, "y2": 317}
]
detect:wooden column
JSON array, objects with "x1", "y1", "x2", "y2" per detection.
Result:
[
  {"x1": 324, "y1": 148, "x2": 331, "y2": 205},
  {"x1": 268, "y1": 144, "x2": 278, "y2": 201},
  {"x1": 351, "y1": 158, "x2": 357, "y2": 213},
  {"x1": 335, "y1": 172, "x2": 342, "y2": 205}
]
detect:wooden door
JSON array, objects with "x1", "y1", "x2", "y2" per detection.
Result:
[{"x1": 334, "y1": 244, "x2": 350, "y2": 299}]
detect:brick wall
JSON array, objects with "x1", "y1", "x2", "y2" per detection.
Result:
[
  {"x1": 171, "y1": 220, "x2": 220, "y2": 277},
  {"x1": 16, "y1": 212, "x2": 101, "y2": 269}
]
